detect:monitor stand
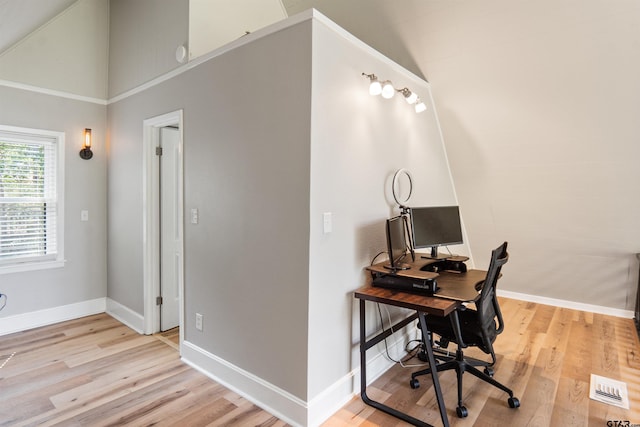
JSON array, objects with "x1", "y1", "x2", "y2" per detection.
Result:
[
  {"x1": 420, "y1": 246, "x2": 450, "y2": 260},
  {"x1": 383, "y1": 263, "x2": 411, "y2": 272}
]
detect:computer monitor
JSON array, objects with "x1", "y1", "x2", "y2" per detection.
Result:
[
  {"x1": 384, "y1": 215, "x2": 411, "y2": 271},
  {"x1": 411, "y1": 206, "x2": 463, "y2": 259}
]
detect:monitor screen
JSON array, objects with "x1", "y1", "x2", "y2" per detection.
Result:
[
  {"x1": 411, "y1": 206, "x2": 463, "y2": 258},
  {"x1": 385, "y1": 215, "x2": 410, "y2": 270}
]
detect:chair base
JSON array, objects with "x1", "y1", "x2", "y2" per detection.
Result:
[{"x1": 410, "y1": 348, "x2": 520, "y2": 418}]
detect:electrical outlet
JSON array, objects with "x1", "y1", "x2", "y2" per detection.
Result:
[{"x1": 195, "y1": 313, "x2": 203, "y2": 331}]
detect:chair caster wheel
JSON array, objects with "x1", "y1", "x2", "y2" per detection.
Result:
[
  {"x1": 484, "y1": 367, "x2": 494, "y2": 377},
  {"x1": 508, "y1": 397, "x2": 520, "y2": 408},
  {"x1": 456, "y1": 406, "x2": 468, "y2": 418},
  {"x1": 409, "y1": 378, "x2": 420, "y2": 389}
]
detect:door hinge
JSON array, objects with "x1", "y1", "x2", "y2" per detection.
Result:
[
  {"x1": 156, "y1": 296, "x2": 163, "y2": 305},
  {"x1": 156, "y1": 146, "x2": 163, "y2": 156}
]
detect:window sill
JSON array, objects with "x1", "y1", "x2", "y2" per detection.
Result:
[{"x1": 0, "y1": 259, "x2": 66, "y2": 275}]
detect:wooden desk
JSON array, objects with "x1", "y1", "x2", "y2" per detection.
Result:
[{"x1": 354, "y1": 265, "x2": 485, "y2": 427}]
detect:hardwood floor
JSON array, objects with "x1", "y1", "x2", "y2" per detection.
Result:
[
  {"x1": 155, "y1": 327, "x2": 180, "y2": 350},
  {"x1": 0, "y1": 315, "x2": 289, "y2": 426},
  {"x1": 325, "y1": 298, "x2": 640, "y2": 426},
  {"x1": 1, "y1": 298, "x2": 638, "y2": 426}
]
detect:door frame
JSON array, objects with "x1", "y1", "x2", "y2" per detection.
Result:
[{"x1": 142, "y1": 110, "x2": 184, "y2": 346}]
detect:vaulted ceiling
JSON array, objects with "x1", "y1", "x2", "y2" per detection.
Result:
[
  {"x1": 2, "y1": 0, "x2": 639, "y2": 310},
  {"x1": 0, "y1": 0, "x2": 76, "y2": 53}
]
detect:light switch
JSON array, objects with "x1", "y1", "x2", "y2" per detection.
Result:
[
  {"x1": 195, "y1": 313, "x2": 203, "y2": 331},
  {"x1": 323, "y1": 212, "x2": 332, "y2": 234},
  {"x1": 81, "y1": 210, "x2": 89, "y2": 221},
  {"x1": 191, "y1": 208, "x2": 199, "y2": 224}
]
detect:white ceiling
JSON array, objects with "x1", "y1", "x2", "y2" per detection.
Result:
[
  {"x1": 0, "y1": 0, "x2": 77, "y2": 53},
  {"x1": 0, "y1": 0, "x2": 437, "y2": 80}
]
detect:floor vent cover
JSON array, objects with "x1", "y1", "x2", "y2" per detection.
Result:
[{"x1": 589, "y1": 374, "x2": 629, "y2": 409}]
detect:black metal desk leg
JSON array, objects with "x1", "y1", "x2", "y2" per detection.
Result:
[
  {"x1": 359, "y1": 299, "x2": 368, "y2": 403},
  {"x1": 418, "y1": 312, "x2": 450, "y2": 427},
  {"x1": 359, "y1": 300, "x2": 434, "y2": 427}
]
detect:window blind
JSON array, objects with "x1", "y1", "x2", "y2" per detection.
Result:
[{"x1": 0, "y1": 132, "x2": 58, "y2": 264}]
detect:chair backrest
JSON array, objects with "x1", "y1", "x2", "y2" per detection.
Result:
[{"x1": 475, "y1": 242, "x2": 509, "y2": 352}]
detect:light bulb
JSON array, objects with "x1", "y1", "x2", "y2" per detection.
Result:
[
  {"x1": 381, "y1": 81, "x2": 395, "y2": 99},
  {"x1": 84, "y1": 128, "x2": 92, "y2": 148},
  {"x1": 415, "y1": 101, "x2": 427, "y2": 113},
  {"x1": 399, "y1": 88, "x2": 418, "y2": 104},
  {"x1": 369, "y1": 80, "x2": 382, "y2": 96},
  {"x1": 405, "y1": 91, "x2": 418, "y2": 104}
]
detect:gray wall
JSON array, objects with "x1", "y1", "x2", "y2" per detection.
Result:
[
  {"x1": 107, "y1": 10, "x2": 462, "y2": 413},
  {"x1": 0, "y1": 85, "x2": 107, "y2": 316},
  {"x1": 108, "y1": 0, "x2": 189, "y2": 98},
  {"x1": 107, "y1": 21, "x2": 313, "y2": 399}
]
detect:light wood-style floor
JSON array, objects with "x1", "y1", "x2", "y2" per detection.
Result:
[
  {"x1": 1, "y1": 298, "x2": 638, "y2": 426},
  {"x1": 328, "y1": 298, "x2": 640, "y2": 426},
  {"x1": 0, "y1": 315, "x2": 288, "y2": 426}
]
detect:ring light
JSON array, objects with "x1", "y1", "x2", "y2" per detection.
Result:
[{"x1": 392, "y1": 168, "x2": 413, "y2": 206}]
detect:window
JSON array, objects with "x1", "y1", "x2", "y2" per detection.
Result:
[{"x1": 0, "y1": 125, "x2": 64, "y2": 273}]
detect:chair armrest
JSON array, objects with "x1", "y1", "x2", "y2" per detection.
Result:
[
  {"x1": 448, "y1": 310, "x2": 468, "y2": 348},
  {"x1": 493, "y1": 296, "x2": 505, "y2": 334}
]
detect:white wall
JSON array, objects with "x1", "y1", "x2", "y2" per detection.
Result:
[
  {"x1": 413, "y1": 1, "x2": 640, "y2": 312},
  {"x1": 188, "y1": 0, "x2": 287, "y2": 60},
  {"x1": 306, "y1": 16, "x2": 466, "y2": 421},
  {"x1": 280, "y1": 0, "x2": 640, "y2": 316}
]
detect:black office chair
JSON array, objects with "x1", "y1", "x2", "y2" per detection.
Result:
[{"x1": 409, "y1": 241, "x2": 520, "y2": 418}]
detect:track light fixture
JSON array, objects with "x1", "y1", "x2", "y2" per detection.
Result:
[
  {"x1": 381, "y1": 81, "x2": 395, "y2": 99},
  {"x1": 362, "y1": 73, "x2": 382, "y2": 96},
  {"x1": 399, "y1": 87, "x2": 418, "y2": 104},
  {"x1": 362, "y1": 73, "x2": 426, "y2": 113}
]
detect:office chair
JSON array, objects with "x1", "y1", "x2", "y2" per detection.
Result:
[{"x1": 409, "y1": 241, "x2": 520, "y2": 418}]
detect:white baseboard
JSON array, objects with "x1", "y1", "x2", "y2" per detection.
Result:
[
  {"x1": 307, "y1": 327, "x2": 412, "y2": 427},
  {"x1": 0, "y1": 298, "x2": 106, "y2": 336},
  {"x1": 105, "y1": 298, "x2": 145, "y2": 334},
  {"x1": 181, "y1": 323, "x2": 413, "y2": 427},
  {"x1": 307, "y1": 370, "x2": 357, "y2": 427},
  {"x1": 498, "y1": 289, "x2": 635, "y2": 318},
  {"x1": 181, "y1": 340, "x2": 307, "y2": 426}
]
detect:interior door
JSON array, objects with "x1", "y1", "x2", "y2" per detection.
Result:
[{"x1": 159, "y1": 126, "x2": 180, "y2": 331}]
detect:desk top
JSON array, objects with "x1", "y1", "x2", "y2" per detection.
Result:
[
  {"x1": 354, "y1": 285, "x2": 459, "y2": 317},
  {"x1": 435, "y1": 269, "x2": 487, "y2": 302},
  {"x1": 356, "y1": 257, "x2": 487, "y2": 308},
  {"x1": 365, "y1": 256, "x2": 486, "y2": 303}
]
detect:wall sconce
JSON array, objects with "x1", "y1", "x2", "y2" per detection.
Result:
[
  {"x1": 79, "y1": 128, "x2": 93, "y2": 160},
  {"x1": 362, "y1": 72, "x2": 427, "y2": 113}
]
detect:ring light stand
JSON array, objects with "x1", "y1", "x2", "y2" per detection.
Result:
[{"x1": 392, "y1": 169, "x2": 415, "y2": 261}]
